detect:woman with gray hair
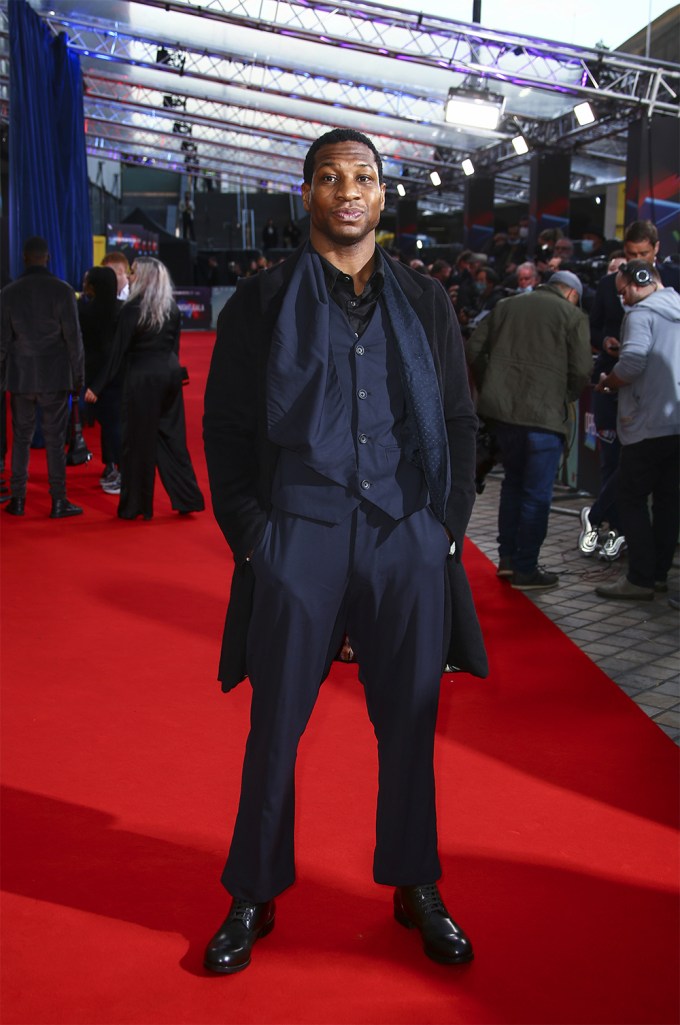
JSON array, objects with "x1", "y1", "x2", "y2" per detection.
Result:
[{"x1": 85, "y1": 257, "x2": 204, "y2": 520}]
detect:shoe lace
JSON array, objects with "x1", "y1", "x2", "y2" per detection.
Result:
[
  {"x1": 229, "y1": 899, "x2": 256, "y2": 924},
  {"x1": 413, "y1": 883, "x2": 447, "y2": 916}
]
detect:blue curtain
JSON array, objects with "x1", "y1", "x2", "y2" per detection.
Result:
[{"x1": 9, "y1": 0, "x2": 92, "y2": 287}]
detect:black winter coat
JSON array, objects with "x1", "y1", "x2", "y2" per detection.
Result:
[{"x1": 203, "y1": 246, "x2": 488, "y2": 689}]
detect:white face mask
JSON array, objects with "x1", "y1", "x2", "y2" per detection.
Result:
[
  {"x1": 518, "y1": 226, "x2": 528, "y2": 239},
  {"x1": 119, "y1": 282, "x2": 130, "y2": 301},
  {"x1": 516, "y1": 285, "x2": 533, "y2": 293}
]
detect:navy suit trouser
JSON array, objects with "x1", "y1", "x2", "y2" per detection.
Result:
[{"x1": 222, "y1": 501, "x2": 450, "y2": 903}]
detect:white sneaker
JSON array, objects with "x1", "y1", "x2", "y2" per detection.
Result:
[
  {"x1": 599, "y1": 531, "x2": 627, "y2": 562},
  {"x1": 578, "y1": 506, "x2": 599, "y2": 556}
]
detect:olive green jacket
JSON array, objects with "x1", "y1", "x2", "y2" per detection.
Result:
[{"x1": 465, "y1": 284, "x2": 592, "y2": 436}]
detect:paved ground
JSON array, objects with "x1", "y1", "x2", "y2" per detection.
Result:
[{"x1": 467, "y1": 471, "x2": 680, "y2": 746}]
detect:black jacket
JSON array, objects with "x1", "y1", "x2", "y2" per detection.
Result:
[
  {"x1": 204, "y1": 245, "x2": 488, "y2": 689},
  {"x1": 1, "y1": 266, "x2": 83, "y2": 393}
]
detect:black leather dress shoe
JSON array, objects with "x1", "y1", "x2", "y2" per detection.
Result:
[
  {"x1": 394, "y1": 884, "x2": 473, "y2": 964},
  {"x1": 204, "y1": 898, "x2": 276, "y2": 974},
  {"x1": 50, "y1": 498, "x2": 83, "y2": 519},
  {"x1": 5, "y1": 497, "x2": 25, "y2": 516}
]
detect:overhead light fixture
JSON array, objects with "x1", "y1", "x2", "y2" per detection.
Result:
[
  {"x1": 445, "y1": 88, "x2": 506, "y2": 131},
  {"x1": 461, "y1": 159, "x2": 475, "y2": 176},
  {"x1": 574, "y1": 101, "x2": 596, "y2": 125},
  {"x1": 512, "y1": 134, "x2": 529, "y2": 155},
  {"x1": 396, "y1": 183, "x2": 406, "y2": 197},
  {"x1": 429, "y1": 170, "x2": 442, "y2": 187},
  {"x1": 416, "y1": 239, "x2": 423, "y2": 250}
]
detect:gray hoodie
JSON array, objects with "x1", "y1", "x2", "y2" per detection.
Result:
[{"x1": 615, "y1": 287, "x2": 680, "y2": 445}]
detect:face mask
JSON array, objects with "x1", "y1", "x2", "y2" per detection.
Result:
[
  {"x1": 516, "y1": 285, "x2": 533, "y2": 293},
  {"x1": 119, "y1": 283, "x2": 130, "y2": 301},
  {"x1": 518, "y1": 227, "x2": 528, "y2": 239},
  {"x1": 581, "y1": 240, "x2": 594, "y2": 254},
  {"x1": 475, "y1": 281, "x2": 486, "y2": 294}
]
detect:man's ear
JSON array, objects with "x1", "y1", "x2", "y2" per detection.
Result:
[{"x1": 301, "y1": 182, "x2": 311, "y2": 212}]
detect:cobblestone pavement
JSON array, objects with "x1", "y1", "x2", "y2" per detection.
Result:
[{"x1": 467, "y1": 472, "x2": 680, "y2": 746}]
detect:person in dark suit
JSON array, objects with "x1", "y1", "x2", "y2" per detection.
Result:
[
  {"x1": 85, "y1": 257, "x2": 204, "y2": 520},
  {"x1": 0, "y1": 236, "x2": 84, "y2": 518},
  {"x1": 78, "y1": 265, "x2": 123, "y2": 489},
  {"x1": 202, "y1": 129, "x2": 487, "y2": 975}
]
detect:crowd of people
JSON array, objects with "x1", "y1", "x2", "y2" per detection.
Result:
[
  {"x1": 1, "y1": 209, "x2": 678, "y2": 605},
  {"x1": 1, "y1": 239, "x2": 205, "y2": 522},
  {"x1": 1, "y1": 127, "x2": 678, "y2": 982}
]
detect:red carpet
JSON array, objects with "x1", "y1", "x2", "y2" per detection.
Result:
[{"x1": 2, "y1": 331, "x2": 678, "y2": 1025}]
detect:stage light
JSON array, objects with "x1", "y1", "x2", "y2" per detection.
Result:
[
  {"x1": 429, "y1": 170, "x2": 442, "y2": 187},
  {"x1": 574, "y1": 101, "x2": 596, "y2": 125},
  {"x1": 512, "y1": 134, "x2": 529, "y2": 155},
  {"x1": 461, "y1": 159, "x2": 475, "y2": 176},
  {"x1": 396, "y1": 183, "x2": 406, "y2": 197},
  {"x1": 445, "y1": 89, "x2": 505, "y2": 131}
]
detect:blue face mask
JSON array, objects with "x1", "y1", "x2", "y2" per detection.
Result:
[
  {"x1": 581, "y1": 239, "x2": 595, "y2": 254},
  {"x1": 475, "y1": 281, "x2": 486, "y2": 294}
]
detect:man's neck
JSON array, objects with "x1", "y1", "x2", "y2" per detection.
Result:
[{"x1": 310, "y1": 233, "x2": 377, "y2": 294}]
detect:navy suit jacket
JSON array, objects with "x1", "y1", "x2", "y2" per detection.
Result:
[{"x1": 204, "y1": 245, "x2": 487, "y2": 687}]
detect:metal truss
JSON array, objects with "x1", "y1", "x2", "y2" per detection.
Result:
[
  {"x1": 87, "y1": 125, "x2": 300, "y2": 190},
  {"x1": 135, "y1": 0, "x2": 680, "y2": 116},
  {"x1": 82, "y1": 72, "x2": 438, "y2": 166},
  {"x1": 87, "y1": 139, "x2": 294, "y2": 193},
  {"x1": 40, "y1": 14, "x2": 456, "y2": 130}
]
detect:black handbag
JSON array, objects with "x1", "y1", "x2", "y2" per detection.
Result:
[{"x1": 66, "y1": 401, "x2": 93, "y2": 466}]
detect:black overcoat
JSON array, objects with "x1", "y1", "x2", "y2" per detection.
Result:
[{"x1": 204, "y1": 246, "x2": 488, "y2": 689}]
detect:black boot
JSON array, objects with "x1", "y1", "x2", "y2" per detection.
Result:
[
  {"x1": 50, "y1": 498, "x2": 83, "y2": 519},
  {"x1": 5, "y1": 497, "x2": 25, "y2": 516},
  {"x1": 204, "y1": 898, "x2": 276, "y2": 974},
  {"x1": 394, "y1": 884, "x2": 473, "y2": 964}
]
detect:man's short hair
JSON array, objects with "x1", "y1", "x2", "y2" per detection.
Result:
[
  {"x1": 517, "y1": 261, "x2": 539, "y2": 278},
  {"x1": 23, "y1": 236, "x2": 49, "y2": 260},
  {"x1": 624, "y1": 220, "x2": 658, "y2": 247},
  {"x1": 102, "y1": 251, "x2": 131, "y2": 271},
  {"x1": 479, "y1": 267, "x2": 499, "y2": 285},
  {"x1": 303, "y1": 129, "x2": 383, "y2": 185}
]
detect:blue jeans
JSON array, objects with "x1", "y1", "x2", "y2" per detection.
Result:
[{"x1": 495, "y1": 424, "x2": 564, "y2": 574}]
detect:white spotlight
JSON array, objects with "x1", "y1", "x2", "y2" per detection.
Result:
[
  {"x1": 512, "y1": 135, "x2": 529, "y2": 155},
  {"x1": 461, "y1": 159, "x2": 475, "y2": 177},
  {"x1": 396, "y1": 183, "x2": 406, "y2": 197},
  {"x1": 445, "y1": 90, "x2": 505, "y2": 131},
  {"x1": 574, "y1": 101, "x2": 596, "y2": 125},
  {"x1": 429, "y1": 170, "x2": 442, "y2": 187}
]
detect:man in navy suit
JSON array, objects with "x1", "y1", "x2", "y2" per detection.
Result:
[{"x1": 203, "y1": 130, "x2": 486, "y2": 974}]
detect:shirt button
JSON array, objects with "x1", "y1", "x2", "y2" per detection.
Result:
[
  {"x1": 360, "y1": 479, "x2": 371, "y2": 490},
  {"x1": 357, "y1": 388, "x2": 367, "y2": 399},
  {"x1": 355, "y1": 344, "x2": 365, "y2": 356},
  {"x1": 358, "y1": 433, "x2": 368, "y2": 444}
]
